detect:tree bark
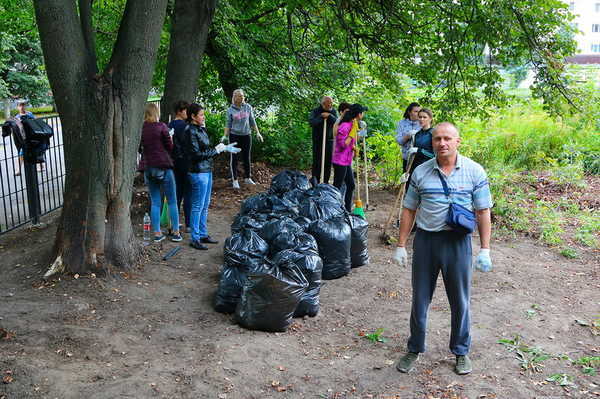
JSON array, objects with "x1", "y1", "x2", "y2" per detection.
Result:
[
  {"x1": 160, "y1": 0, "x2": 217, "y2": 122},
  {"x1": 205, "y1": 30, "x2": 241, "y2": 103},
  {"x1": 34, "y1": 0, "x2": 168, "y2": 275}
]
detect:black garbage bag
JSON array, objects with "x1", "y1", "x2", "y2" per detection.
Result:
[
  {"x1": 270, "y1": 170, "x2": 311, "y2": 195},
  {"x1": 299, "y1": 197, "x2": 346, "y2": 222},
  {"x1": 270, "y1": 231, "x2": 318, "y2": 255},
  {"x1": 305, "y1": 183, "x2": 343, "y2": 204},
  {"x1": 267, "y1": 195, "x2": 299, "y2": 216},
  {"x1": 349, "y1": 214, "x2": 369, "y2": 267},
  {"x1": 293, "y1": 216, "x2": 312, "y2": 231},
  {"x1": 223, "y1": 230, "x2": 269, "y2": 271},
  {"x1": 214, "y1": 265, "x2": 248, "y2": 314},
  {"x1": 294, "y1": 232, "x2": 318, "y2": 253},
  {"x1": 259, "y1": 217, "x2": 303, "y2": 243},
  {"x1": 235, "y1": 260, "x2": 308, "y2": 332},
  {"x1": 282, "y1": 188, "x2": 307, "y2": 206},
  {"x1": 272, "y1": 249, "x2": 323, "y2": 318},
  {"x1": 308, "y1": 216, "x2": 351, "y2": 280},
  {"x1": 241, "y1": 193, "x2": 270, "y2": 215},
  {"x1": 231, "y1": 213, "x2": 270, "y2": 234}
]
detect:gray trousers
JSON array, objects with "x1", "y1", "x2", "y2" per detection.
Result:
[{"x1": 408, "y1": 229, "x2": 472, "y2": 355}]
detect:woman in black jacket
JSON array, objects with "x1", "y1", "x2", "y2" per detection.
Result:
[{"x1": 183, "y1": 103, "x2": 240, "y2": 250}]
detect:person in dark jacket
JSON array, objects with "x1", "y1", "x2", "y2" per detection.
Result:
[
  {"x1": 168, "y1": 100, "x2": 190, "y2": 232},
  {"x1": 141, "y1": 103, "x2": 182, "y2": 242},
  {"x1": 309, "y1": 96, "x2": 338, "y2": 185},
  {"x1": 407, "y1": 108, "x2": 435, "y2": 177},
  {"x1": 184, "y1": 103, "x2": 241, "y2": 250}
]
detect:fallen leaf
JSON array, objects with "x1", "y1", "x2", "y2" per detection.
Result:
[{"x1": 2, "y1": 375, "x2": 13, "y2": 384}]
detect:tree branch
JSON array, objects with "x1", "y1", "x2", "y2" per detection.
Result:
[{"x1": 79, "y1": 0, "x2": 98, "y2": 73}]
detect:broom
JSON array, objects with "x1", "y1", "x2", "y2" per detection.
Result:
[
  {"x1": 352, "y1": 125, "x2": 365, "y2": 218},
  {"x1": 379, "y1": 136, "x2": 416, "y2": 244}
]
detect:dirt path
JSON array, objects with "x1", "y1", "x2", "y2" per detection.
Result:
[{"x1": 1, "y1": 177, "x2": 599, "y2": 399}]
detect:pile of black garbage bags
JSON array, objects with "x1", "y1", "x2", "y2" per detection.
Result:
[{"x1": 214, "y1": 170, "x2": 369, "y2": 332}]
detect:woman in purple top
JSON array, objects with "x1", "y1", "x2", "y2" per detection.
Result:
[
  {"x1": 141, "y1": 103, "x2": 182, "y2": 242},
  {"x1": 332, "y1": 103, "x2": 366, "y2": 212}
]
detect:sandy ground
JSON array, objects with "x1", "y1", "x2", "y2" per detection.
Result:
[{"x1": 1, "y1": 176, "x2": 599, "y2": 399}]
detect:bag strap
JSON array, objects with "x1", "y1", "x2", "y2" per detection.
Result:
[{"x1": 436, "y1": 169, "x2": 450, "y2": 198}]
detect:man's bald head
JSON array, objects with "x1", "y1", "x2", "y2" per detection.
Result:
[
  {"x1": 432, "y1": 122, "x2": 460, "y2": 138},
  {"x1": 432, "y1": 122, "x2": 461, "y2": 161},
  {"x1": 321, "y1": 96, "x2": 333, "y2": 110}
]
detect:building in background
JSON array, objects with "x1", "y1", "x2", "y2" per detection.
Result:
[{"x1": 566, "y1": 0, "x2": 600, "y2": 63}]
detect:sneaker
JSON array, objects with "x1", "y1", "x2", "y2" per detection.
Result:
[
  {"x1": 396, "y1": 352, "x2": 419, "y2": 373},
  {"x1": 153, "y1": 235, "x2": 166, "y2": 243},
  {"x1": 190, "y1": 240, "x2": 208, "y2": 250},
  {"x1": 185, "y1": 226, "x2": 191, "y2": 233},
  {"x1": 232, "y1": 180, "x2": 240, "y2": 189},
  {"x1": 170, "y1": 233, "x2": 183, "y2": 242},
  {"x1": 200, "y1": 236, "x2": 218, "y2": 244},
  {"x1": 244, "y1": 178, "x2": 256, "y2": 185},
  {"x1": 455, "y1": 355, "x2": 472, "y2": 375}
]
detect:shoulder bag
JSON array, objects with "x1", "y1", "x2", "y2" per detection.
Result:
[{"x1": 436, "y1": 169, "x2": 476, "y2": 234}]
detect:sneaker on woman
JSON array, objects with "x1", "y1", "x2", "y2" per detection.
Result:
[
  {"x1": 232, "y1": 180, "x2": 240, "y2": 189},
  {"x1": 244, "y1": 178, "x2": 256, "y2": 185}
]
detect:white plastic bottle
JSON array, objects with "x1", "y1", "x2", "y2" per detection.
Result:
[{"x1": 143, "y1": 212, "x2": 151, "y2": 241}]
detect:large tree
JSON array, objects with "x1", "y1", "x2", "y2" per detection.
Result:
[
  {"x1": 33, "y1": 0, "x2": 168, "y2": 274},
  {"x1": 160, "y1": 0, "x2": 217, "y2": 122}
]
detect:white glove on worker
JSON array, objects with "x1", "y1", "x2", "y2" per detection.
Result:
[
  {"x1": 474, "y1": 249, "x2": 492, "y2": 272},
  {"x1": 399, "y1": 172, "x2": 410, "y2": 184},
  {"x1": 220, "y1": 135, "x2": 228, "y2": 143},
  {"x1": 408, "y1": 147, "x2": 419, "y2": 156},
  {"x1": 392, "y1": 247, "x2": 408, "y2": 266},
  {"x1": 215, "y1": 143, "x2": 226, "y2": 153},
  {"x1": 358, "y1": 121, "x2": 367, "y2": 137},
  {"x1": 224, "y1": 143, "x2": 241, "y2": 153}
]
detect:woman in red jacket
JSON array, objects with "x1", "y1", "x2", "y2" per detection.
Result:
[{"x1": 140, "y1": 103, "x2": 182, "y2": 242}]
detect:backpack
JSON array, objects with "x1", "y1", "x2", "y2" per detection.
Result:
[{"x1": 22, "y1": 118, "x2": 54, "y2": 142}]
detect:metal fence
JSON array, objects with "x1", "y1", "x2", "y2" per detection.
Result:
[{"x1": 0, "y1": 115, "x2": 65, "y2": 234}]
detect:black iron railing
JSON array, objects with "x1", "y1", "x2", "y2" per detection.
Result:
[{"x1": 0, "y1": 114, "x2": 65, "y2": 234}]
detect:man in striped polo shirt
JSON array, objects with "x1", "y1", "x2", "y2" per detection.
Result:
[{"x1": 392, "y1": 122, "x2": 493, "y2": 375}]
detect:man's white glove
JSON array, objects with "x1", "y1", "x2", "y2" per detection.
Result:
[
  {"x1": 168, "y1": 128, "x2": 175, "y2": 137},
  {"x1": 220, "y1": 135, "x2": 228, "y2": 143},
  {"x1": 225, "y1": 142, "x2": 242, "y2": 153},
  {"x1": 399, "y1": 172, "x2": 410, "y2": 184},
  {"x1": 408, "y1": 147, "x2": 419, "y2": 155},
  {"x1": 474, "y1": 249, "x2": 492, "y2": 272},
  {"x1": 393, "y1": 247, "x2": 408, "y2": 266},
  {"x1": 358, "y1": 128, "x2": 367, "y2": 137},
  {"x1": 215, "y1": 143, "x2": 226, "y2": 154}
]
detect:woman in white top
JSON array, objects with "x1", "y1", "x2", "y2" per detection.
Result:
[{"x1": 395, "y1": 102, "x2": 421, "y2": 172}]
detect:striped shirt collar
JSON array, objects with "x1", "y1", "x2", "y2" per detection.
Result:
[{"x1": 433, "y1": 153, "x2": 464, "y2": 172}]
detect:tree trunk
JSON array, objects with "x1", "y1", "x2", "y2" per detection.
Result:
[
  {"x1": 205, "y1": 31, "x2": 241, "y2": 103},
  {"x1": 160, "y1": 0, "x2": 217, "y2": 122},
  {"x1": 34, "y1": 0, "x2": 168, "y2": 275}
]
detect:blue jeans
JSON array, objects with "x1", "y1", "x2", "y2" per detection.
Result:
[
  {"x1": 188, "y1": 172, "x2": 212, "y2": 242},
  {"x1": 144, "y1": 168, "x2": 179, "y2": 234}
]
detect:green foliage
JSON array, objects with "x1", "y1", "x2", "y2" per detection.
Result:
[
  {"x1": 573, "y1": 356, "x2": 600, "y2": 376},
  {"x1": 498, "y1": 335, "x2": 552, "y2": 373},
  {"x1": 560, "y1": 247, "x2": 578, "y2": 259},
  {"x1": 0, "y1": 1, "x2": 51, "y2": 104},
  {"x1": 546, "y1": 373, "x2": 575, "y2": 386},
  {"x1": 361, "y1": 328, "x2": 386, "y2": 343}
]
